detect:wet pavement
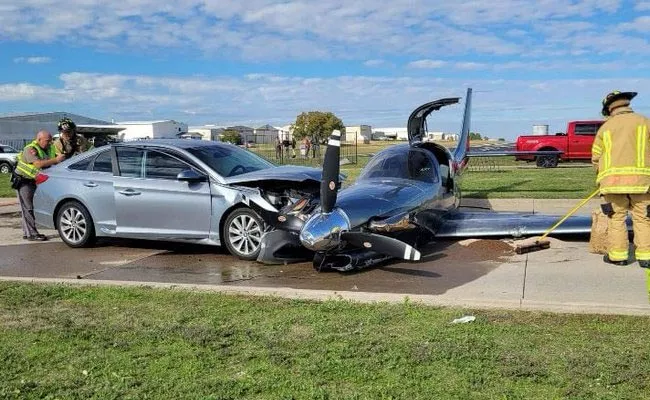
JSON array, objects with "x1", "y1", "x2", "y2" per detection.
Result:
[
  {"x1": 2, "y1": 199, "x2": 649, "y2": 315},
  {"x1": 0, "y1": 218, "x2": 512, "y2": 296}
]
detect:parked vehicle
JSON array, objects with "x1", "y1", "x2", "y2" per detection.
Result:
[
  {"x1": 0, "y1": 144, "x2": 19, "y2": 174},
  {"x1": 515, "y1": 120, "x2": 604, "y2": 167},
  {"x1": 33, "y1": 140, "x2": 327, "y2": 260}
]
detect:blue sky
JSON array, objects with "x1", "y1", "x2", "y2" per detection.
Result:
[{"x1": 1, "y1": 0, "x2": 649, "y2": 140}]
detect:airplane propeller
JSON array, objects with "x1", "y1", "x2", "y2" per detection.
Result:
[
  {"x1": 340, "y1": 231, "x2": 421, "y2": 261},
  {"x1": 300, "y1": 129, "x2": 421, "y2": 262},
  {"x1": 320, "y1": 130, "x2": 341, "y2": 214}
]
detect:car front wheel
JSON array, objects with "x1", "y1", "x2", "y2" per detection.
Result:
[
  {"x1": 223, "y1": 207, "x2": 264, "y2": 260},
  {"x1": 56, "y1": 201, "x2": 96, "y2": 248},
  {"x1": 0, "y1": 162, "x2": 12, "y2": 174}
]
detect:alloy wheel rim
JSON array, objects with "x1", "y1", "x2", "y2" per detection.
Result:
[
  {"x1": 228, "y1": 214, "x2": 262, "y2": 256},
  {"x1": 0, "y1": 165, "x2": 9, "y2": 173},
  {"x1": 60, "y1": 207, "x2": 87, "y2": 244}
]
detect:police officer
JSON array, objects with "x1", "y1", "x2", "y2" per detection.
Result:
[
  {"x1": 14, "y1": 130, "x2": 65, "y2": 241},
  {"x1": 53, "y1": 117, "x2": 92, "y2": 159},
  {"x1": 591, "y1": 91, "x2": 650, "y2": 268}
]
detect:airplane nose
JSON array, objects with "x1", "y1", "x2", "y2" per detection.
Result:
[{"x1": 299, "y1": 208, "x2": 351, "y2": 252}]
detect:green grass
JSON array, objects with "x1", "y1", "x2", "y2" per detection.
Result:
[
  {"x1": 0, "y1": 175, "x2": 13, "y2": 198},
  {"x1": 1, "y1": 282, "x2": 649, "y2": 399},
  {"x1": 460, "y1": 163, "x2": 598, "y2": 199}
]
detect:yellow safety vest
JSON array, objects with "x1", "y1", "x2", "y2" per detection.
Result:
[{"x1": 15, "y1": 141, "x2": 57, "y2": 180}]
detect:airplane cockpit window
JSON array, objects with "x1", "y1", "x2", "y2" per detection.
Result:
[{"x1": 358, "y1": 148, "x2": 438, "y2": 183}]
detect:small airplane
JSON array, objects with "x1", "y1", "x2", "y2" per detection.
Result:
[{"x1": 257, "y1": 88, "x2": 594, "y2": 271}]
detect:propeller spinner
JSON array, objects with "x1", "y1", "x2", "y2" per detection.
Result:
[{"x1": 298, "y1": 130, "x2": 421, "y2": 262}]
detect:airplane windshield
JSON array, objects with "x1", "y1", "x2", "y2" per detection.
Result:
[{"x1": 358, "y1": 148, "x2": 438, "y2": 183}]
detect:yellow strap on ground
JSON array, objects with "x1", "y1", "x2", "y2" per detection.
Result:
[
  {"x1": 646, "y1": 269, "x2": 650, "y2": 301},
  {"x1": 539, "y1": 188, "x2": 601, "y2": 241}
]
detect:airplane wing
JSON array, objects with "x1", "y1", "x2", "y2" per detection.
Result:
[
  {"x1": 432, "y1": 211, "x2": 631, "y2": 238},
  {"x1": 434, "y1": 211, "x2": 590, "y2": 238}
]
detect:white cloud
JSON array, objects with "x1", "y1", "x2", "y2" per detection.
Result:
[
  {"x1": 0, "y1": 0, "x2": 642, "y2": 61},
  {"x1": 635, "y1": 1, "x2": 650, "y2": 10},
  {"x1": 364, "y1": 59, "x2": 385, "y2": 67},
  {"x1": 455, "y1": 62, "x2": 488, "y2": 70},
  {"x1": 2, "y1": 71, "x2": 649, "y2": 139},
  {"x1": 618, "y1": 16, "x2": 650, "y2": 32},
  {"x1": 13, "y1": 56, "x2": 52, "y2": 64},
  {"x1": 407, "y1": 60, "x2": 447, "y2": 69}
]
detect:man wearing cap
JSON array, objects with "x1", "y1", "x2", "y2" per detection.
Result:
[
  {"x1": 53, "y1": 117, "x2": 92, "y2": 159},
  {"x1": 591, "y1": 91, "x2": 650, "y2": 268}
]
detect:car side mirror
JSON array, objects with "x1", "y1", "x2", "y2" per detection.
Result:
[{"x1": 177, "y1": 169, "x2": 207, "y2": 182}]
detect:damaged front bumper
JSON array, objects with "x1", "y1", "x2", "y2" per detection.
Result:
[{"x1": 256, "y1": 229, "x2": 313, "y2": 264}]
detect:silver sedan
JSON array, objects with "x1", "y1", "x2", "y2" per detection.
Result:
[{"x1": 33, "y1": 139, "x2": 323, "y2": 260}]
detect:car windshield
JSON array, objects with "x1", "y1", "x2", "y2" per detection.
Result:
[
  {"x1": 1, "y1": 145, "x2": 18, "y2": 153},
  {"x1": 187, "y1": 144, "x2": 274, "y2": 177},
  {"x1": 358, "y1": 148, "x2": 437, "y2": 183}
]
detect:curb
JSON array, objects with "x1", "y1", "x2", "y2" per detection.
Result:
[{"x1": 1, "y1": 276, "x2": 649, "y2": 317}]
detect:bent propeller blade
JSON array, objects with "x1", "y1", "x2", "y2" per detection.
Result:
[
  {"x1": 320, "y1": 130, "x2": 341, "y2": 214},
  {"x1": 341, "y1": 232, "x2": 421, "y2": 261}
]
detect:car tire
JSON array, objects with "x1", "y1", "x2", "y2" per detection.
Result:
[
  {"x1": 222, "y1": 207, "x2": 264, "y2": 261},
  {"x1": 536, "y1": 155, "x2": 558, "y2": 168},
  {"x1": 56, "y1": 201, "x2": 96, "y2": 248},
  {"x1": 0, "y1": 162, "x2": 12, "y2": 174}
]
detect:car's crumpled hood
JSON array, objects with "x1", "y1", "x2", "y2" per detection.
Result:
[{"x1": 223, "y1": 165, "x2": 324, "y2": 185}]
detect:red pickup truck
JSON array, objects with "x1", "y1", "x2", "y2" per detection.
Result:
[{"x1": 515, "y1": 120, "x2": 604, "y2": 168}]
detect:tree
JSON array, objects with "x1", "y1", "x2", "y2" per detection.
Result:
[
  {"x1": 469, "y1": 132, "x2": 483, "y2": 141},
  {"x1": 221, "y1": 129, "x2": 241, "y2": 145},
  {"x1": 292, "y1": 111, "x2": 345, "y2": 143}
]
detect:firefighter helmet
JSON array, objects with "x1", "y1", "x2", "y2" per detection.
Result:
[
  {"x1": 601, "y1": 91, "x2": 637, "y2": 116},
  {"x1": 57, "y1": 117, "x2": 77, "y2": 133}
]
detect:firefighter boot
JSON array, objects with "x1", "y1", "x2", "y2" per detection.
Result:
[{"x1": 603, "y1": 255, "x2": 629, "y2": 266}]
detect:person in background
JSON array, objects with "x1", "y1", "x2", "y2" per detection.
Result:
[
  {"x1": 591, "y1": 90, "x2": 650, "y2": 268},
  {"x1": 53, "y1": 117, "x2": 92, "y2": 159},
  {"x1": 275, "y1": 136, "x2": 283, "y2": 159},
  {"x1": 311, "y1": 137, "x2": 320, "y2": 158},
  {"x1": 13, "y1": 130, "x2": 65, "y2": 241}
]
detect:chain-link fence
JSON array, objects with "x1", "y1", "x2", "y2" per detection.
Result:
[
  {"x1": 2, "y1": 135, "x2": 359, "y2": 167},
  {"x1": 466, "y1": 157, "x2": 502, "y2": 172},
  {"x1": 0, "y1": 138, "x2": 30, "y2": 151},
  {"x1": 239, "y1": 134, "x2": 358, "y2": 167}
]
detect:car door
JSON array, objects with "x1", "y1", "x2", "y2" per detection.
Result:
[
  {"x1": 68, "y1": 149, "x2": 117, "y2": 234},
  {"x1": 113, "y1": 146, "x2": 212, "y2": 240},
  {"x1": 570, "y1": 123, "x2": 602, "y2": 159}
]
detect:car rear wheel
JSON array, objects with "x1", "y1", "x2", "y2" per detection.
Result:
[
  {"x1": 536, "y1": 155, "x2": 558, "y2": 168},
  {"x1": 56, "y1": 201, "x2": 96, "y2": 248},
  {"x1": 0, "y1": 162, "x2": 12, "y2": 174},
  {"x1": 223, "y1": 207, "x2": 264, "y2": 260}
]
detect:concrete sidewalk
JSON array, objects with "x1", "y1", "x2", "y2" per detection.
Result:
[{"x1": 1, "y1": 196, "x2": 648, "y2": 316}]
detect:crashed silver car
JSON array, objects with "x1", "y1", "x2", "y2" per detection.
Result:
[{"x1": 33, "y1": 139, "x2": 323, "y2": 260}]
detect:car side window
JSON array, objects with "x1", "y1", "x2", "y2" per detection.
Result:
[
  {"x1": 91, "y1": 151, "x2": 113, "y2": 173},
  {"x1": 116, "y1": 147, "x2": 144, "y2": 178},
  {"x1": 145, "y1": 150, "x2": 193, "y2": 180},
  {"x1": 574, "y1": 124, "x2": 601, "y2": 136}
]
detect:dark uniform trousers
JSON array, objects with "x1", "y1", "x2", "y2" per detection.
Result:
[{"x1": 17, "y1": 180, "x2": 38, "y2": 237}]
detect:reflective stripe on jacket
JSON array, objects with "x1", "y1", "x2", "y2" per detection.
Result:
[
  {"x1": 15, "y1": 141, "x2": 57, "y2": 180},
  {"x1": 591, "y1": 107, "x2": 650, "y2": 194}
]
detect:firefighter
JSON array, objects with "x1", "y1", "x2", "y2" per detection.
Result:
[
  {"x1": 53, "y1": 117, "x2": 92, "y2": 159},
  {"x1": 591, "y1": 91, "x2": 650, "y2": 268}
]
